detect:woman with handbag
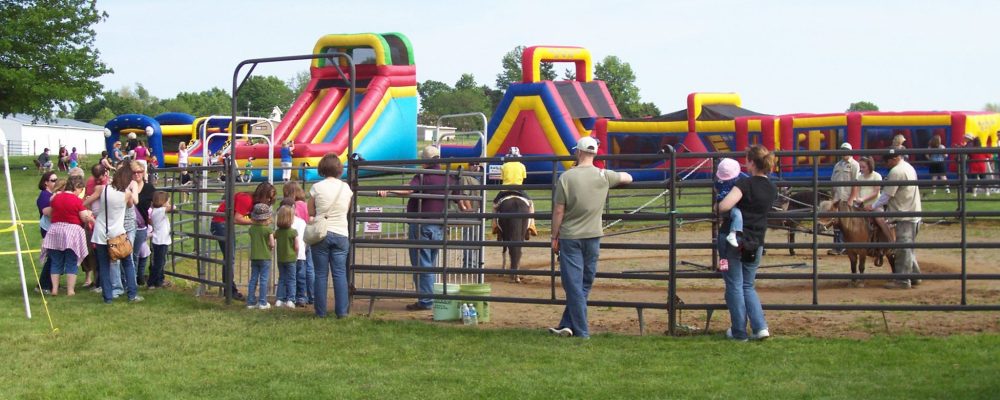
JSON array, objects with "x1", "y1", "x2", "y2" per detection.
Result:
[
  {"x1": 715, "y1": 145, "x2": 778, "y2": 341},
  {"x1": 307, "y1": 154, "x2": 352, "y2": 318},
  {"x1": 89, "y1": 163, "x2": 142, "y2": 304}
]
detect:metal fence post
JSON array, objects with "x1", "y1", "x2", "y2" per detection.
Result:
[
  {"x1": 811, "y1": 154, "x2": 819, "y2": 305},
  {"x1": 667, "y1": 146, "x2": 678, "y2": 336}
]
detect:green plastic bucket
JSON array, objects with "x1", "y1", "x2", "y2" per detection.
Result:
[
  {"x1": 459, "y1": 283, "x2": 491, "y2": 323},
  {"x1": 432, "y1": 283, "x2": 461, "y2": 321}
]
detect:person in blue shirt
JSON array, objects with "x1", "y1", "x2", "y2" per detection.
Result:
[{"x1": 280, "y1": 141, "x2": 295, "y2": 182}]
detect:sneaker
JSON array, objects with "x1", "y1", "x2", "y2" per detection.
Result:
[
  {"x1": 548, "y1": 327, "x2": 573, "y2": 337},
  {"x1": 751, "y1": 328, "x2": 770, "y2": 340},
  {"x1": 294, "y1": 302, "x2": 306, "y2": 308},
  {"x1": 725, "y1": 232, "x2": 739, "y2": 248},
  {"x1": 946, "y1": 188, "x2": 951, "y2": 194},
  {"x1": 884, "y1": 281, "x2": 911, "y2": 290},
  {"x1": 827, "y1": 249, "x2": 845, "y2": 256},
  {"x1": 128, "y1": 296, "x2": 144, "y2": 303},
  {"x1": 258, "y1": 302, "x2": 271, "y2": 310},
  {"x1": 725, "y1": 328, "x2": 748, "y2": 342},
  {"x1": 275, "y1": 300, "x2": 285, "y2": 308},
  {"x1": 405, "y1": 302, "x2": 432, "y2": 311},
  {"x1": 246, "y1": 304, "x2": 257, "y2": 310},
  {"x1": 233, "y1": 292, "x2": 246, "y2": 301},
  {"x1": 910, "y1": 279, "x2": 922, "y2": 286}
]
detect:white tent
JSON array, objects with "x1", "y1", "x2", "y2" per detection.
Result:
[{"x1": 0, "y1": 114, "x2": 106, "y2": 156}]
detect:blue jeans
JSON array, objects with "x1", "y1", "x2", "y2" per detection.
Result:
[
  {"x1": 96, "y1": 244, "x2": 137, "y2": 302},
  {"x1": 408, "y1": 223, "x2": 443, "y2": 307},
  {"x1": 150, "y1": 244, "x2": 167, "y2": 287},
  {"x1": 132, "y1": 228, "x2": 148, "y2": 285},
  {"x1": 557, "y1": 237, "x2": 601, "y2": 339},
  {"x1": 295, "y1": 256, "x2": 313, "y2": 304},
  {"x1": 48, "y1": 249, "x2": 78, "y2": 275},
  {"x1": 719, "y1": 236, "x2": 767, "y2": 340},
  {"x1": 729, "y1": 207, "x2": 743, "y2": 233},
  {"x1": 312, "y1": 232, "x2": 349, "y2": 317},
  {"x1": 247, "y1": 259, "x2": 270, "y2": 306},
  {"x1": 275, "y1": 262, "x2": 297, "y2": 302}
]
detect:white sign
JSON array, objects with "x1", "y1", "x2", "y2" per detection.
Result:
[
  {"x1": 364, "y1": 207, "x2": 382, "y2": 233},
  {"x1": 488, "y1": 164, "x2": 502, "y2": 181}
]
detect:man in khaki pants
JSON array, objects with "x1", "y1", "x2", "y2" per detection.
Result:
[{"x1": 867, "y1": 151, "x2": 922, "y2": 289}]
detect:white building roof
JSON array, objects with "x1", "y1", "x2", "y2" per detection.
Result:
[{"x1": 5, "y1": 114, "x2": 104, "y2": 130}]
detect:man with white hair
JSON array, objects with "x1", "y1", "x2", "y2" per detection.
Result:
[
  {"x1": 548, "y1": 136, "x2": 632, "y2": 338},
  {"x1": 828, "y1": 142, "x2": 859, "y2": 255}
]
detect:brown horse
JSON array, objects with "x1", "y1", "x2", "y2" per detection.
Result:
[
  {"x1": 819, "y1": 199, "x2": 896, "y2": 287},
  {"x1": 495, "y1": 194, "x2": 531, "y2": 283}
]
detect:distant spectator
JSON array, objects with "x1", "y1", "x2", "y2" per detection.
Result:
[
  {"x1": 927, "y1": 134, "x2": 948, "y2": 194},
  {"x1": 965, "y1": 134, "x2": 990, "y2": 197},
  {"x1": 68, "y1": 147, "x2": 79, "y2": 169},
  {"x1": 58, "y1": 146, "x2": 69, "y2": 171},
  {"x1": 281, "y1": 141, "x2": 295, "y2": 182},
  {"x1": 828, "y1": 142, "x2": 859, "y2": 255},
  {"x1": 38, "y1": 148, "x2": 53, "y2": 172}
]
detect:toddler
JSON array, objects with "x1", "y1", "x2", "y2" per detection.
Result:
[
  {"x1": 716, "y1": 158, "x2": 746, "y2": 270},
  {"x1": 148, "y1": 191, "x2": 173, "y2": 288},
  {"x1": 247, "y1": 203, "x2": 275, "y2": 309},
  {"x1": 274, "y1": 205, "x2": 299, "y2": 308}
]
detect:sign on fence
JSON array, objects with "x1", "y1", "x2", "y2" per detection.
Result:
[
  {"x1": 488, "y1": 164, "x2": 501, "y2": 181},
  {"x1": 364, "y1": 207, "x2": 382, "y2": 233}
]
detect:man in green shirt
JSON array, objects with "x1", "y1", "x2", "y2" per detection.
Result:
[{"x1": 548, "y1": 136, "x2": 632, "y2": 338}]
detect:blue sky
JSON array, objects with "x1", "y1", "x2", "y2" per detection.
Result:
[{"x1": 94, "y1": 0, "x2": 999, "y2": 115}]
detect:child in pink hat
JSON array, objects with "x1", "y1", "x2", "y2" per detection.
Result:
[{"x1": 716, "y1": 158, "x2": 746, "y2": 271}]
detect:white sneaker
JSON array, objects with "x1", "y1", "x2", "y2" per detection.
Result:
[
  {"x1": 246, "y1": 304, "x2": 257, "y2": 310},
  {"x1": 751, "y1": 328, "x2": 771, "y2": 340},
  {"x1": 725, "y1": 328, "x2": 748, "y2": 342},
  {"x1": 285, "y1": 301, "x2": 296, "y2": 309},
  {"x1": 547, "y1": 327, "x2": 573, "y2": 337},
  {"x1": 726, "y1": 232, "x2": 740, "y2": 248},
  {"x1": 258, "y1": 302, "x2": 271, "y2": 310},
  {"x1": 275, "y1": 300, "x2": 285, "y2": 308},
  {"x1": 946, "y1": 188, "x2": 951, "y2": 194}
]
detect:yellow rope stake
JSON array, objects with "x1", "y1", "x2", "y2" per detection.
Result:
[{"x1": 12, "y1": 208, "x2": 58, "y2": 333}]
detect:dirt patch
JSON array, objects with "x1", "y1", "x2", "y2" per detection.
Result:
[{"x1": 357, "y1": 221, "x2": 1000, "y2": 338}]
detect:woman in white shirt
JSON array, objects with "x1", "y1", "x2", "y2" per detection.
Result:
[
  {"x1": 308, "y1": 154, "x2": 353, "y2": 318},
  {"x1": 87, "y1": 163, "x2": 141, "y2": 304}
]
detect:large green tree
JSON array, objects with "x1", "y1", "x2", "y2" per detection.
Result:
[
  {"x1": 495, "y1": 45, "x2": 556, "y2": 92},
  {"x1": 984, "y1": 103, "x2": 999, "y2": 113},
  {"x1": 417, "y1": 75, "x2": 492, "y2": 131},
  {"x1": 846, "y1": 101, "x2": 879, "y2": 112},
  {"x1": 594, "y1": 55, "x2": 658, "y2": 118},
  {"x1": 236, "y1": 75, "x2": 295, "y2": 117},
  {"x1": 0, "y1": 0, "x2": 112, "y2": 118}
]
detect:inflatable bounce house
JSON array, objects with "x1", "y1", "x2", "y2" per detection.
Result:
[
  {"x1": 442, "y1": 44, "x2": 1000, "y2": 181},
  {"x1": 105, "y1": 33, "x2": 417, "y2": 180},
  {"x1": 107, "y1": 38, "x2": 999, "y2": 181}
]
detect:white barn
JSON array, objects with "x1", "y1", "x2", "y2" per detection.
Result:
[{"x1": 0, "y1": 114, "x2": 106, "y2": 156}]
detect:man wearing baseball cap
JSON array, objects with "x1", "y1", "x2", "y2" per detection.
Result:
[
  {"x1": 828, "y1": 142, "x2": 859, "y2": 255},
  {"x1": 548, "y1": 136, "x2": 632, "y2": 338},
  {"x1": 378, "y1": 145, "x2": 466, "y2": 311}
]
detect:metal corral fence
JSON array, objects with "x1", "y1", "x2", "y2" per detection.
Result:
[{"x1": 349, "y1": 146, "x2": 1000, "y2": 335}]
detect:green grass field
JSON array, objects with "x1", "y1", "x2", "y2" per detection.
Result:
[{"x1": 2, "y1": 155, "x2": 999, "y2": 399}]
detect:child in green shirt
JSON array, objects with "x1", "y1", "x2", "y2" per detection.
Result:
[
  {"x1": 274, "y1": 205, "x2": 299, "y2": 308},
  {"x1": 247, "y1": 203, "x2": 275, "y2": 309}
]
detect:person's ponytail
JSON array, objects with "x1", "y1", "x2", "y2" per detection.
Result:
[{"x1": 746, "y1": 144, "x2": 775, "y2": 174}]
